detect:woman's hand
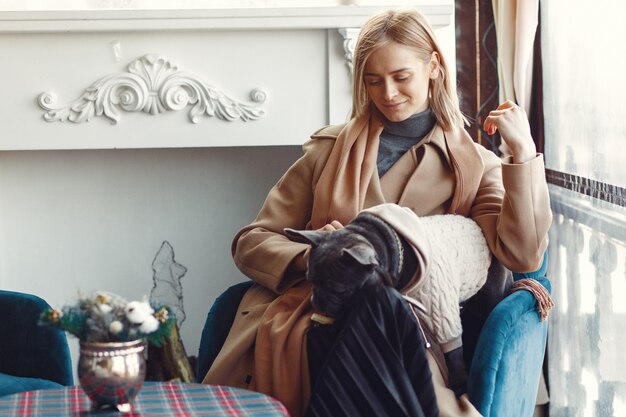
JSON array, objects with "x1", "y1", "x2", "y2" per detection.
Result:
[
  {"x1": 317, "y1": 220, "x2": 344, "y2": 232},
  {"x1": 483, "y1": 101, "x2": 537, "y2": 163},
  {"x1": 285, "y1": 221, "x2": 344, "y2": 274}
]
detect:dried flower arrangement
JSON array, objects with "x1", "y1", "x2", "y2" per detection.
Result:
[{"x1": 40, "y1": 292, "x2": 174, "y2": 347}]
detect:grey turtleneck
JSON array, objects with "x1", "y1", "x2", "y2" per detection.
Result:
[{"x1": 377, "y1": 109, "x2": 436, "y2": 177}]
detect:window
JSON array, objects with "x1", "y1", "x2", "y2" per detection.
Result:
[{"x1": 542, "y1": 1, "x2": 626, "y2": 416}]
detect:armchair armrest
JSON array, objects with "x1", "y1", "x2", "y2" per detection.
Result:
[{"x1": 467, "y1": 275, "x2": 551, "y2": 417}]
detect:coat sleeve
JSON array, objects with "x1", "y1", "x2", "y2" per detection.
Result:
[
  {"x1": 470, "y1": 146, "x2": 552, "y2": 272},
  {"x1": 231, "y1": 138, "x2": 335, "y2": 294}
]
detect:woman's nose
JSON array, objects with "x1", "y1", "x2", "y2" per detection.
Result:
[{"x1": 384, "y1": 81, "x2": 397, "y2": 100}]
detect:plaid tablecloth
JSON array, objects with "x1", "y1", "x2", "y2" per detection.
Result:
[{"x1": 0, "y1": 381, "x2": 290, "y2": 416}]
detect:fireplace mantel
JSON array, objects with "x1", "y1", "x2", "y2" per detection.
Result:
[
  {"x1": 0, "y1": 6, "x2": 453, "y2": 33},
  {"x1": 0, "y1": 3, "x2": 453, "y2": 150}
]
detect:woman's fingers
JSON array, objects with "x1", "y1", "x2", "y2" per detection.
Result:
[
  {"x1": 482, "y1": 101, "x2": 536, "y2": 162},
  {"x1": 484, "y1": 119, "x2": 497, "y2": 135},
  {"x1": 484, "y1": 101, "x2": 525, "y2": 134},
  {"x1": 318, "y1": 220, "x2": 344, "y2": 232},
  {"x1": 496, "y1": 100, "x2": 517, "y2": 110},
  {"x1": 329, "y1": 220, "x2": 344, "y2": 230},
  {"x1": 483, "y1": 101, "x2": 528, "y2": 135},
  {"x1": 483, "y1": 114, "x2": 498, "y2": 135}
]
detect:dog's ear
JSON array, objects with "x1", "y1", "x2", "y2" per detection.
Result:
[
  {"x1": 284, "y1": 228, "x2": 325, "y2": 247},
  {"x1": 342, "y1": 245, "x2": 378, "y2": 266}
]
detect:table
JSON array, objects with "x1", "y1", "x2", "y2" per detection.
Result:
[{"x1": 0, "y1": 381, "x2": 289, "y2": 416}]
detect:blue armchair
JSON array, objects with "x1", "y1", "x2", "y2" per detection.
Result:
[
  {"x1": 466, "y1": 255, "x2": 550, "y2": 417},
  {"x1": 197, "y1": 256, "x2": 551, "y2": 417},
  {"x1": 0, "y1": 290, "x2": 74, "y2": 397},
  {"x1": 197, "y1": 281, "x2": 253, "y2": 384}
]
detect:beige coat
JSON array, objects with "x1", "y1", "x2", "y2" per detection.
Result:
[{"x1": 203, "y1": 119, "x2": 552, "y2": 417}]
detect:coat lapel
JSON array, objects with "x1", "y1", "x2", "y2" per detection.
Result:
[
  {"x1": 375, "y1": 127, "x2": 455, "y2": 215},
  {"x1": 369, "y1": 125, "x2": 483, "y2": 217},
  {"x1": 442, "y1": 128, "x2": 484, "y2": 216}
]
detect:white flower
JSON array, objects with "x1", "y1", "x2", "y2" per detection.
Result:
[
  {"x1": 97, "y1": 303, "x2": 113, "y2": 314},
  {"x1": 125, "y1": 300, "x2": 160, "y2": 334},
  {"x1": 109, "y1": 320, "x2": 123, "y2": 334},
  {"x1": 125, "y1": 300, "x2": 154, "y2": 324},
  {"x1": 138, "y1": 315, "x2": 160, "y2": 334}
]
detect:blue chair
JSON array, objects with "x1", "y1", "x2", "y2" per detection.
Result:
[
  {"x1": 197, "y1": 281, "x2": 253, "y2": 383},
  {"x1": 467, "y1": 254, "x2": 550, "y2": 417},
  {"x1": 0, "y1": 290, "x2": 74, "y2": 397},
  {"x1": 197, "y1": 255, "x2": 551, "y2": 417}
]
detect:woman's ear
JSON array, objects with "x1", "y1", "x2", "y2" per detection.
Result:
[{"x1": 429, "y1": 51, "x2": 441, "y2": 80}]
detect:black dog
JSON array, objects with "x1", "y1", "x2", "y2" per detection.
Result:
[
  {"x1": 285, "y1": 212, "x2": 469, "y2": 397},
  {"x1": 284, "y1": 212, "x2": 414, "y2": 318}
]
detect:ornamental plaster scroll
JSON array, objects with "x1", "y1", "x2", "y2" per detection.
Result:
[
  {"x1": 37, "y1": 54, "x2": 267, "y2": 125},
  {"x1": 338, "y1": 28, "x2": 360, "y2": 74}
]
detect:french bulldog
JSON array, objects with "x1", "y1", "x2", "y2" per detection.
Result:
[{"x1": 284, "y1": 211, "x2": 469, "y2": 397}]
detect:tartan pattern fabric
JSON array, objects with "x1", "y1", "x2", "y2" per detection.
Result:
[{"x1": 0, "y1": 382, "x2": 289, "y2": 416}]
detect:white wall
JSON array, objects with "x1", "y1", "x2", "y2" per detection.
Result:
[{"x1": 0, "y1": 145, "x2": 302, "y2": 375}]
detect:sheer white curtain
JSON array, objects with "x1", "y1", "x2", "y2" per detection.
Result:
[
  {"x1": 491, "y1": 0, "x2": 538, "y2": 115},
  {"x1": 542, "y1": 1, "x2": 626, "y2": 416},
  {"x1": 491, "y1": 0, "x2": 539, "y2": 155},
  {"x1": 482, "y1": 2, "x2": 551, "y2": 412}
]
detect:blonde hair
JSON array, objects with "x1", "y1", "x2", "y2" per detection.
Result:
[{"x1": 351, "y1": 8, "x2": 467, "y2": 131}]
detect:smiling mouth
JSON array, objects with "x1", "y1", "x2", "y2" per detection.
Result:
[{"x1": 384, "y1": 101, "x2": 406, "y2": 109}]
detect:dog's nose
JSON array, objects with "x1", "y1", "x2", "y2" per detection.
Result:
[{"x1": 311, "y1": 294, "x2": 327, "y2": 313}]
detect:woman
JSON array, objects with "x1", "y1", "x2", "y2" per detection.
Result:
[{"x1": 203, "y1": 7, "x2": 551, "y2": 417}]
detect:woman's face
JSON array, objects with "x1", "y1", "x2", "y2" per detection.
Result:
[{"x1": 364, "y1": 41, "x2": 437, "y2": 122}]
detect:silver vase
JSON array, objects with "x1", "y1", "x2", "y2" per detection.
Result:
[{"x1": 78, "y1": 339, "x2": 147, "y2": 413}]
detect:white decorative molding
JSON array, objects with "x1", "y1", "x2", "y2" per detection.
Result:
[
  {"x1": 338, "y1": 27, "x2": 360, "y2": 74},
  {"x1": 37, "y1": 54, "x2": 267, "y2": 125},
  {"x1": 0, "y1": 5, "x2": 453, "y2": 33},
  {"x1": 249, "y1": 88, "x2": 268, "y2": 103}
]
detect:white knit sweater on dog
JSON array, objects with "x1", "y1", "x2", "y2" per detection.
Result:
[
  {"x1": 407, "y1": 214, "x2": 492, "y2": 351},
  {"x1": 361, "y1": 204, "x2": 493, "y2": 353}
]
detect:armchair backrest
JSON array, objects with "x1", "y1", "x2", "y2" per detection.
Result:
[
  {"x1": 197, "y1": 282, "x2": 253, "y2": 382},
  {"x1": 0, "y1": 290, "x2": 73, "y2": 386}
]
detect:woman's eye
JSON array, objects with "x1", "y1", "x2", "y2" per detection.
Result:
[
  {"x1": 367, "y1": 80, "x2": 382, "y2": 86},
  {"x1": 396, "y1": 77, "x2": 409, "y2": 82}
]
